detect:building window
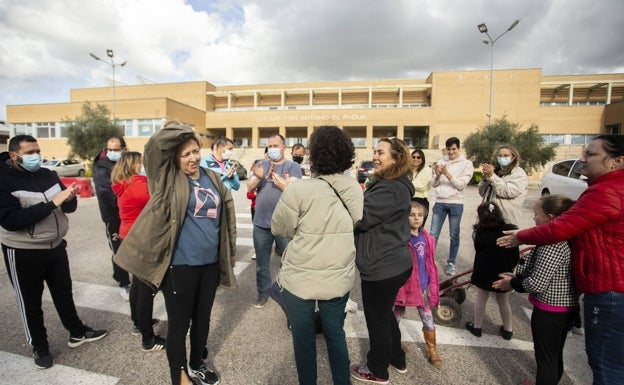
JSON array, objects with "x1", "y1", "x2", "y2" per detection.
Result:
[
  {"x1": 571, "y1": 134, "x2": 595, "y2": 145},
  {"x1": 137, "y1": 119, "x2": 163, "y2": 137},
  {"x1": 541, "y1": 134, "x2": 565, "y2": 144}
]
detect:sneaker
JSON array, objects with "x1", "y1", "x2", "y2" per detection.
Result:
[
  {"x1": 189, "y1": 363, "x2": 220, "y2": 385},
  {"x1": 391, "y1": 363, "x2": 408, "y2": 374},
  {"x1": 120, "y1": 285, "x2": 131, "y2": 301},
  {"x1": 132, "y1": 318, "x2": 160, "y2": 336},
  {"x1": 254, "y1": 295, "x2": 268, "y2": 309},
  {"x1": 68, "y1": 326, "x2": 108, "y2": 348},
  {"x1": 571, "y1": 326, "x2": 585, "y2": 335},
  {"x1": 33, "y1": 349, "x2": 54, "y2": 369},
  {"x1": 444, "y1": 263, "x2": 455, "y2": 276},
  {"x1": 350, "y1": 365, "x2": 388, "y2": 384},
  {"x1": 141, "y1": 335, "x2": 166, "y2": 352},
  {"x1": 251, "y1": 254, "x2": 256, "y2": 260},
  {"x1": 500, "y1": 326, "x2": 513, "y2": 340},
  {"x1": 465, "y1": 321, "x2": 482, "y2": 337}
]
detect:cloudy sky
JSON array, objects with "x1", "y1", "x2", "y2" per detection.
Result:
[{"x1": 1, "y1": 0, "x2": 623, "y2": 121}]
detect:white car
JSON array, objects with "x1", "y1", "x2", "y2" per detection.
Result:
[
  {"x1": 539, "y1": 158, "x2": 588, "y2": 200},
  {"x1": 42, "y1": 159, "x2": 86, "y2": 177}
]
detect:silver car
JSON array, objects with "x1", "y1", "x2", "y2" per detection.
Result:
[
  {"x1": 539, "y1": 158, "x2": 588, "y2": 200},
  {"x1": 42, "y1": 159, "x2": 86, "y2": 177}
]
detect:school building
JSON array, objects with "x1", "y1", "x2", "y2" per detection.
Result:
[{"x1": 5, "y1": 68, "x2": 624, "y2": 170}]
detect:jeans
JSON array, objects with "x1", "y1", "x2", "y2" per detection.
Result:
[
  {"x1": 584, "y1": 292, "x2": 624, "y2": 385},
  {"x1": 429, "y1": 202, "x2": 464, "y2": 265},
  {"x1": 282, "y1": 289, "x2": 350, "y2": 385},
  {"x1": 253, "y1": 225, "x2": 289, "y2": 297},
  {"x1": 361, "y1": 268, "x2": 412, "y2": 380}
]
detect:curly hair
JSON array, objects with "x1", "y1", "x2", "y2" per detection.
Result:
[
  {"x1": 111, "y1": 151, "x2": 142, "y2": 184},
  {"x1": 308, "y1": 126, "x2": 355, "y2": 175},
  {"x1": 374, "y1": 137, "x2": 414, "y2": 180}
]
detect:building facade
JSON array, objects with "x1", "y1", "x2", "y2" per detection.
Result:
[{"x1": 6, "y1": 68, "x2": 624, "y2": 165}]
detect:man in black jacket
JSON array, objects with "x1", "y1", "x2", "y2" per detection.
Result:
[
  {"x1": 0, "y1": 135, "x2": 107, "y2": 369},
  {"x1": 93, "y1": 135, "x2": 131, "y2": 300}
]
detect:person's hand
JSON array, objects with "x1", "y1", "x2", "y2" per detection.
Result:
[
  {"x1": 492, "y1": 272, "x2": 515, "y2": 291},
  {"x1": 434, "y1": 164, "x2": 443, "y2": 177},
  {"x1": 225, "y1": 165, "x2": 235, "y2": 178},
  {"x1": 252, "y1": 163, "x2": 264, "y2": 179},
  {"x1": 481, "y1": 163, "x2": 495, "y2": 179},
  {"x1": 230, "y1": 255, "x2": 236, "y2": 268},
  {"x1": 440, "y1": 164, "x2": 452, "y2": 179},
  {"x1": 497, "y1": 230, "x2": 520, "y2": 248},
  {"x1": 272, "y1": 171, "x2": 290, "y2": 191},
  {"x1": 52, "y1": 182, "x2": 78, "y2": 207}
]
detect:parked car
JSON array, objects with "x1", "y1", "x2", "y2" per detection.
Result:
[
  {"x1": 539, "y1": 158, "x2": 588, "y2": 200},
  {"x1": 357, "y1": 161, "x2": 375, "y2": 183},
  {"x1": 231, "y1": 160, "x2": 248, "y2": 180},
  {"x1": 42, "y1": 158, "x2": 86, "y2": 177}
]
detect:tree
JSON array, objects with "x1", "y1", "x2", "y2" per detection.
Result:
[
  {"x1": 463, "y1": 116, "x2": 557, "y2": 173},
  {"x1": 65, "y1": 102, "x2": 124, "y2": 163}
]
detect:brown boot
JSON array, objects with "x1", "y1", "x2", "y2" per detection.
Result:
[{"x1": 423, "y1": 329, "x2": 442, "y2": 367}]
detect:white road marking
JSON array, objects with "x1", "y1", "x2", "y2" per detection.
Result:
[
  {"x1": 344, "y1": 311, "x2": 534, "y2": 350},
  {"x1": 0, "y1": 351, "x2": 119, "y2": 385}
]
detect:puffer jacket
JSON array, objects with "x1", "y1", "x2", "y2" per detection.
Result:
[
  {"x1": 0, "y1": 155, "x2": 76, "y2": 249},
  {"x1": 517, "y1": 169, "x2": 624, "y2": 294},
  {"x1": 395, "y1": 230, "x2": 439, "y2": 307},
  {"x1": 272, "y1": 174, "x2": 363, "y2": 300},
  {"x1": 113, "y1": 125, "x2": 237, "y2": 290},
  {"x1": 478, "y1": 165, "x2": 528, "y2": 225}
]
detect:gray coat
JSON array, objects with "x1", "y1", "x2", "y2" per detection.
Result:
[{"x1": 113, "y1": 125, "x2": 237, "y2": 290}]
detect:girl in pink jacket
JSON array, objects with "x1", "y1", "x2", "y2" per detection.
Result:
[{"x1": 394, "y1": 200, "x2": 441, "y2": 366}]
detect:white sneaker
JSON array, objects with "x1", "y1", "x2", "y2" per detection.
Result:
[
  {"x1": 571, "y1": 326, "x2": 584, "y2": 335},
  {"x1": 120, "y1": 285, "x2": 130, "y2": 301},
  {"x1": 444, "y1": 263, "x2": 456, "y2": 276}
]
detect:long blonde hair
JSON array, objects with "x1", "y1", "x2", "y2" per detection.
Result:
[{"x1": 111, "y1": 152, "x2": 142, "y2": 184}]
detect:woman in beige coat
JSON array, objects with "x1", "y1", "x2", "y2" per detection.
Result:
[{"x1": 272, "y1": 125, "x2": 363, "y2": 385}]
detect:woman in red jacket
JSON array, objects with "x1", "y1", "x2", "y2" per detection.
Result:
[
  {"x1": 498, "y1": 135, "x2": 624, "y2": 385},
  {"x1": 112, "y1": 152, "x2": 165, "y2": 352}
]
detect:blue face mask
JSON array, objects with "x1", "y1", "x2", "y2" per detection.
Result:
[
  {"x1": 17, "y1": 153, "x2": 42, "y2": 172},
  {"x1": 107, "y1": 151, "x2": 122, "y2": 162},
  {"x1": 267, "y1": 148, "x2": 282, "y2": 162},
  {"x1": 497, "y1": 157, "x2": 512, "y2": 167}
]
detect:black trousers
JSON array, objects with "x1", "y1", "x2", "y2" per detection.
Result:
[
  {"x1": 129, "y1": 275, "x2": 157, "y2": 343},
  {"x1": 361, "y1": 267, "x2": 412, "y2": 380},
  {"x1": 3, "y1": 241, "x2": 85, "y2": 352},
  {"x1": 161, "y1": 263, "x2": 220, "y2": 385},
  {"x1": 105, "y1": 220, "x2": 130, "y2": 287},
  {"x1": 531, "y1": 306, "x2": 579, "y2": 385}
]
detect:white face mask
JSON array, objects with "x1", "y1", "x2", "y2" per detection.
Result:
[
  {"x1": 267, "y1": 148, "x2": 282, "y2": 162},
  {"x1": 222, "y1": 150, "x2": 232, "y2": 160},
  {"x1": 497, "y1": 157, "x2": 513, "y2": 167}
]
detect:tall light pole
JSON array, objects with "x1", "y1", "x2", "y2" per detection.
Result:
[
  {"x1": 89, "y1": 49, "x2": 127, "y2": 121},
  {"x1": 478, "y1": 19, "x2": 520, "y2": 127}
]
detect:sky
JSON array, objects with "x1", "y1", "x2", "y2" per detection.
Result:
[{"x1": 1, "y1": 0, "x2": 623, "y2": 121}]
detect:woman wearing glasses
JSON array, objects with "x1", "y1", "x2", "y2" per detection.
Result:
[
  {"x1": 114, "y1": 122, "x2": 236, "y2": 385},
  {"x1": 410, "y1": 149, "x2": 432, "y2": 214}
]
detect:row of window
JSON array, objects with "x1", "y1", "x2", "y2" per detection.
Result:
[{"x1": 541, "y1": 134, "x2": 596, "y2": 145}]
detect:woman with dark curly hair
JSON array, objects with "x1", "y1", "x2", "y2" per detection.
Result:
[
  {"x1": 272, "y1": 125, "x2": 363, "y2": 385},
  {"x1": 351, "y1": 137, "x2": 415, "y2": 384}
]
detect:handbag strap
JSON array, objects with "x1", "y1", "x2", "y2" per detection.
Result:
[{"x1": 317, "y1": 177, "x2": 350, "y2": 213}]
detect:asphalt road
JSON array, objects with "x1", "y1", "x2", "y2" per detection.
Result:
[{"x1": 0, "y1": 182, "x2": 592, "y2": 385}]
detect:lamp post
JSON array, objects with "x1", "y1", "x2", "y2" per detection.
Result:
[
  {"x1": 89, "y1": 49, "x2": 127, "y2": 121},
  {"x1": 478, "y1": 19, "x2": 520, "y2": 127}
]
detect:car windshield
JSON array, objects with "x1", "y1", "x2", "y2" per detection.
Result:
[
  {"x1": 360, "y1": 161, "x2": 374, "y2": 168},
  {"x1": 43, "y1": 160, "x2": 60, "y2": 166}
]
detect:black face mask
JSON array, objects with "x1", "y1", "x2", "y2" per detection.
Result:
[{"x1": 293, "y1": 156, "x2": 304, "y2": 164}]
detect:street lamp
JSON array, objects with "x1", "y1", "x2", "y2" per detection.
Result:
[
  {"x1": 89, "y1": 49, "x2": 127, "y2": 121},
  {"x1": 478, "y1": 19, "x2": 520, "y2": 126}
]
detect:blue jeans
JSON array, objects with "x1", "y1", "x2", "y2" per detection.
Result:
[
  {"x1": 429, "y1": 202, "x2": 464, "y2": 265},
  {"x1": 253, "y1": 225, "x2": 289, "y2": 297},
  {"x1": 283, "y1": 289, "x2": 350, "y2": 385},
  {"x1": 584, "y1": 292, "x2": 624, "y2": 385}
]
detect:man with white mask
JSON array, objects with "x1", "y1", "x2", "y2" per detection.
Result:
[
  {"x1": 202, "y1": 137, "x2": 240, "y2": 191},
  {"x1": 93, "y1": 135, "x2": 131, "y2": 300},
  {"x1": 247, "y1": 134, "x2": 302, "y2": 308}
]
